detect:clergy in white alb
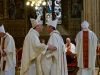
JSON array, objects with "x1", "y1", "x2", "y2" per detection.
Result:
[
  {"x1": 75, "y1": 21, "x2": 98, "y2": 75},
  {"x1": 65, "y1": 38, "x2": 76, "y2": 53},
  {"x1": 65, "y1": 38, "x2": 76, "y2": 63},
  {"x1": 0, "y1": 25, "x2": 16, "y2": 75},
  {"x1": 20, "y1": 17, "x2": 56, "y2": 75},
  {"x1": 41, "y1": 19, "x2": 68, "y2": 75}
]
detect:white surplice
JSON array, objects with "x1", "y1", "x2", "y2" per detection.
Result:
[
  {"x1": 41, "y1": 30, "x2": 68, "y2": 75},
  {"x1": 65, "y1": 43, "x2": 76, "y2": 53},
  {"x1": 20, "y1": 28, "x2": 48, "y2": 75},
  {"x1": 0, "y1": 33, "x2": 16, "y2": 75},
  {"x1": 75, "y1": 29, "x2": 98, "y2": 75}
]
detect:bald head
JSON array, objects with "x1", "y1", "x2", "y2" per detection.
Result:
[{"x1": 66, "y1": 38, "x2": 71, "y2": 44}]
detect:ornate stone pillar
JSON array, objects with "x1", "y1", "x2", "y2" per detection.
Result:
[
  {"x1": 83, "y1": 0, "x2": 100, "y2": 43},
  {"x1": 4, "y1": 0, "x2": 9, "y2": 19}
]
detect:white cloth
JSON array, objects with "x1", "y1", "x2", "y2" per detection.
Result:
[
  {"x1": 65, "y1": 43, "x2": 76, "y2": 53},
  {"x1": 0, "y1": 33, "x2": 16, "y2": 75},
  {"x1": 81, "y1": 21, "x2": 89, "y2": 29},
  {"x1": 75, "y1": 29, "x2": 98, "y2": 75},
  {"x1": 20, "y1": 28, "x2": 48, "y2": 75},
  {"x1": 41, "y1": 30, "x2": 68, "y2": 75},
  {"x1": 30, "y1": 16, "x2": 42, "y2": 28},
  {"x1": 77, "y1": 68, "x2": 93, "y2": 75},
  {"x1": 0, "y1": 25, "x2": 5, "y2": 33},
  {"x1": 1, "y1": 66, "x2": 15, "y2": 75},
  {"x1": 47, "y1": 19, "x2": 58, "y2": 29},
  {"x1": 23, "y1": 63, "x2": 36, "y2": 75}
]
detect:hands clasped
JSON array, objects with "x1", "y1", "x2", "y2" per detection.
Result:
[
  {"x1": 1, "y1": 51, "x2": 6, "y2": 57},
  {"x1": 48, "y1": 44, "x2": 57, "y2": 51}
]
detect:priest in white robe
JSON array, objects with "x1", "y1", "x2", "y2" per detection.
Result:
[
  {"x1": 0, "y1": 25, "x2": 16, "y2": 75},
  {"x1": 65, "y1": 38, "x2": 76, "y2": 53},
  {"x1": 65, "y1": 38, "x2": 76, "y2": 63},
  {"x1": 41, "y1": 19, "x2": 68, "y2": 75},
  {"x1": 20, "y1": 17, "x2": 56, "y2": 75},
  {"x1": 75, "y1": 21, "x2": 98, "y2": 75}
]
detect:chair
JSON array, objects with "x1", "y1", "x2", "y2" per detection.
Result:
[
  {"x1": 67, "y1": 54, "x2": 79, "y2": 75},
  {"x1": 16, "y1": 48, "x2": 23, "y2": 67},
  {"x1": 16, "y1": 48, "x2": 23, "y2": 75},
  {"x1": 97, "y1": 45, "x2": 100, "y2": 75}
]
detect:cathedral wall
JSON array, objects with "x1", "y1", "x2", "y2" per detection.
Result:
[{"x1": 1, "y1": 0, "x2": 99, "y2": 48}]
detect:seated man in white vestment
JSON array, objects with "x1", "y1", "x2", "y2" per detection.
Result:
[
  {"x1": 41, "y1": 19, "x2": 68, "y2": 75},
  {"x1": 65, "y1": 38, "x2": 76, "y2": 53},
  {"x1": 75, "y1": 21, "x2": 98, "y2": 75},
  {"x1": 20, "y1": 16, "x2": 56, "y2": 75},
  {"x1": 65, "y1": 38, "x2": 76, "y2": 63},
  {"x1": 0, "y1": 25, "x2": 16, "y2": 75}
]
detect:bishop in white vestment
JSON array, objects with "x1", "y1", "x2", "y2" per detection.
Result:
[
  {"x1": 20, "y1": 18, "x2": 56, "y2": 75},
  {"x1": 75, "y1": 21, "x2": 98, "y2": 75},
  {"x1": 0, "y1": 25, "x2": 16, "y2": 75},
  {"x1": 41, "y1": 19, "x2": 68, "y2": 75}
]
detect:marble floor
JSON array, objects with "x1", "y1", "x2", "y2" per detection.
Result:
[
  {"x1": 15, "y1": 67, "x2": 99, "y2": 75},
  {"x1": 95, "y1": 67, "x2": 99, "y2": 75}
]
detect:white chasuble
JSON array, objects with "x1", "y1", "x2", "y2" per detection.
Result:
[
  {"x1": 75, "y1": 29, "x2": 98, "y2": 75},
  {"x1": 41, "y1": 30, "x2": 68, "y2": 75},
  {"x1": 0, "y1": 33, "x2": 16, "y2": 75},
  {"x1": 20, "y1": 28, "x2": 47, "y2": 75}
]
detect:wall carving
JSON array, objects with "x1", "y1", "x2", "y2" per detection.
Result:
[
  {"x1": 0, "y1": 20, "x2": 26, "y2": 49},
  {"x1": 71, "y1": 0, "x2": 83, "y2": 18},
  {"x1": 0, "y1": 0, "x2": 3, "y2": 19},
  {"x1": 0, "y1": 0, "x2": 83, "y2": 48},
  {"x1": 65, "y1": 0, "x2": 82, "y2": 42}
]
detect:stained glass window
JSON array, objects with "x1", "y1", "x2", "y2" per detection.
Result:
[
  {"x1": 54, "y1": 0, "x2": 62, "y2": 24},
  {"x1": 36, "y1": 7, "x2": 43, "y2": 22},
  {"x1": 36, "y1": 0, "x2": 62, "y2": 24}
]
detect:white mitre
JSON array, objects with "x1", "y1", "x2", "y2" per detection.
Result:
[
  {"x1": 30, "y1": 15, "x2": 42, "y2": 28},
  {"x1": 81, "y1": 21, "x2": 89, "y2": 29},
  {"x1": 47, "y1": 19, "x2": 58, "y2": 29},
  {"x1": 0, "y1": 25, "x2": 5, "y2": 33}
]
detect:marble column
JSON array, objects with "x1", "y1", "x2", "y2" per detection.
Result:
[{"x1": 83, "y1": 0, "x2": 100, "y2": 43}]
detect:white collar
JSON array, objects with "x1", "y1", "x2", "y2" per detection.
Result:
[
  {"x1": 2, "y1": 33, "x2": 7, "y2": 38},
  {"x1": 50, "y1": 30, "x2": 60, "y2": 35},
  {"x1": 30, "y1": 28, "x2": 40, "y2": 36}
]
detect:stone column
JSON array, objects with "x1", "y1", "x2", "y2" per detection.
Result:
[
  {"x1": 83, "y1": 0, "x2": 100, "y2": 43},
  {"x1": 4, "y1": 0, "x2": 9, "y2": 19}
]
